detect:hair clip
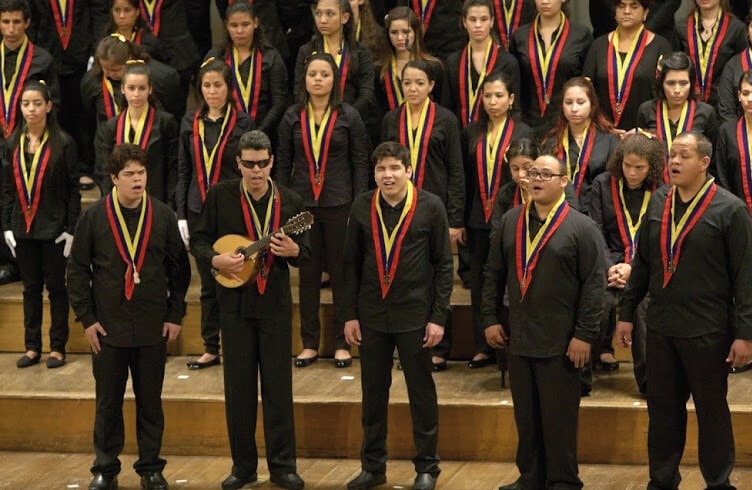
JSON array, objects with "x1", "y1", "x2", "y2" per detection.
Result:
[
  {"x1": 110, "y1": 33, "x2": 127, "y2": 43},
  {"x1": 38, "y1": 80, "x2": 46, "y2": 86},
  {"x1": 583, "y1": 76, "x2": 591, "y2": 83},
  {"x1": 637, "y1": 128, "x2": 656, "y2": 139},
  {"x1": 201, "y1": 56, "x2": 216, "y2": 69},
  {"x1": 656, "y1": 54, "x2": 664, "y2": 73},
  {"x1": 125, "y1": 59, "x2": 145, "y2": 65}
]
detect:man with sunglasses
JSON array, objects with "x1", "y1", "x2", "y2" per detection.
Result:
[
  {"x1": 481, "y1": 154, "x2": 605, "y2": 490},
  {"x1": 190, "y1": 130, "x2": 310, "y2": 490}
]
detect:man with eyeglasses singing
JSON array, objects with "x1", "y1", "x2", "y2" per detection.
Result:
[
  {"x1": 481, "y1": 154, "x2": 606, "y2": 490},
  {"x1": 190, "y1": 130, "x2": 310, "y2": 490}
]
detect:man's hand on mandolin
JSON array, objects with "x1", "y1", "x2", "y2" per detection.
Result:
[
  {"x1": 212, "y1": 251, "x2": 246, "y2": 283},
  {"x1": 270, "y1": 229, "x2": 300, "y2": 258}
]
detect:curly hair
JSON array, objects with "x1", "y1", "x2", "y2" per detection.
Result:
[{"x1": 606, "y1": 133, "x2": 665, "y2": 188}]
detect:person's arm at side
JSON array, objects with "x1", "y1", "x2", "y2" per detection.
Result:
[
  {"x1": 275, "y1": 110, "x2": 294, "y2": 187},
  {"x1": 163, "y1": 114, "x2": 180, "y2": 210},
  {"x1": 93, "y1": 122, "x2": 115, "y2": 195},
  {"x1": 175, "y1": 116, "x2": 192, "y2": 221},
  {"x1": 347, "y1": 106, "x2": 371, "y2": 195},
  {"x1": 444, "y1": 113, "x2": 466, "y2": 232},
  {"x1": 62, "y1": 136, "x2": 82, "y2": 234},
  {"x1": 343, "y1": 198, "x2": 365, "y2": 346},
  {"x1": 352, "y1": 45, "x2": 376, "y2": 117},
  {"x1": 260, "y1": 52, "x2": 289, "y2": 135},
  {"x1": 425, "y1": 197, "x2": 454, "y2": 347},
  {"x1": 162, "y1": 209, "x2": 191, "y2": 339},
  {"x1": 481, "y1": 210, "x2": 509, "y2": 347},
  {"x1": 717, "y1": 62, "x2": 741, "y2": 124},
  {"x1": 726, "y1": 205, "x2": 752, "y2": 367}
]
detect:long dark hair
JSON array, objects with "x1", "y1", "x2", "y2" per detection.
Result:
[
  {"x1": 544, "y1": 76, "x2": 616, "y2": 153},
  {"x1": 7, "y1": 80, "x2": 64, "y2": 158},
  {"x1": 298, "y1": 52, "x2": 342, "y2": 110},
  {"x1": 656, "y1": 51, "x2": 696, "y2": 101},
  {"x1": 91, "y1": 34, "x2": 151, "y2": 79},
  {"x1": 310, "y1": 0, "x2": 361, "y2": 76},
  {"x1": 196, "y1": 58, "x2": 235, "y2": 112},
  {"x1": 101, "y1": 0, "x2": 152, "y2": 39},
  {"x1": 218, "y1": 0, "x2": 270, "y2": 58},
  {"x1": 120, "y1": 61, "x2": 159, "y2": 109},
  {"x1": 378, "y1": 6, "x2": 439, "y2": 79}
]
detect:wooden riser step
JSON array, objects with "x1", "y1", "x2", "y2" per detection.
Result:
[{"x1": 1, "y1": 355, "x2": 748, "y2": 465}]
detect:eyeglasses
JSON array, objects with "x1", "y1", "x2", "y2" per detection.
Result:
[
  {"x1": 527, "y1": 169, "x2": 565, "y2": 181},
  {"x1": 237, "y1": 157, "x2": 272, "y2": 169}
]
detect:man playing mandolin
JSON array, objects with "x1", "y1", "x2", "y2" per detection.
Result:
[{"x1": 190, "y1": 130, "x2": 311, "y2": 490}]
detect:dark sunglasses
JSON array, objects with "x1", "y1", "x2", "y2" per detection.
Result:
[{"x1": 237, "y1": 157, "x2": 272, "y2": 169}]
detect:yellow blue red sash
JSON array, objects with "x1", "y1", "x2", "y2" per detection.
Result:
[
  {"x1": 607, "y1": 27, "x2": 649, "y2": 126},
  {"x1": 105, "y1": 188, "x2": 153, "y2": 300},
  {"x1": 735, "y1": 117, "x2": 752, "y2": 213},
  {"x1": 383, "y1": 58, "x2": 405, "y2": 111},
  {"x1": 50, "y1": 0, "x2": 74, "y2": 50},
  {"x1": 399, "y1": 99, "x2": 436, "y2": 189},
  {"x1": 660, "y1": 178, "x2": 716, "y2": 287},
  {"x1": 115, "y1": 106, "x2": 156, "y2": 149},
  {"x1": 411, "y1": 0, "x2": 436, "y2": 33},
  {"x1": 240, "y1": 178, "x2": 281, "y2": 294},
  {"x1": 515, "y1": 192, "x2": 568, "y2": 300},
  {"x1": 610, "y1": 176, "x2": 651, "y2": 263},
  {"x1": 192, "y1": 105, "x2": 237, "y2": 202},
  {"x1": 370, "y1": 182, "x2": 418, "y2": 298},
  {"x1": 687, "y1": 10, "x2": 729, "y2": 102},
  {"x1": 101, "y1": 76, "x2": 120, "y2": 120},
  {"x1": 493, "y1": 0, "x2": 524, "y2": 50},
  {"x1": 0, "y1": 38, "x2": 34, "y2": 136},
  {"x1": 12, "y1": 133, "x2": 51, "y2": 233},
  {"x1": 459, "y1": 40, "x2": 499, "y2": 127},
  {"x1": 226, "y1": 47, "x2": 263, "y2": 120},
  {"x1": 527, "y1": 13, "x2": 569, "y2": 117},
  {"x1": 300, "y1": 104, "x2": 338, "y2": 201},
  {"x1": 140, "y1": 0, "x2": 165, "y2": 36},
  {"x1": 477, "y1": 117, "x2": 514, "y2": 222},
  {"x1": 656, "y1": 99, "x2": 695, "y2": 183},
  {"x1": 560, "y1": 124, "x2": 596, "y2": 197}
]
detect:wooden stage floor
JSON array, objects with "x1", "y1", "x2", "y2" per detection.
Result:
[{"x1": 0, "y1": 452, "x2": 750, "y2": 490}]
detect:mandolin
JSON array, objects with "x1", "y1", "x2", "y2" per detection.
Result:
[{"x1": 212, "y1": 211, "x2": 313, "y2": 288}]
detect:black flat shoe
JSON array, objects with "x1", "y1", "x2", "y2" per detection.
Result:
[
  {"x1": 467, "y1": 357, "x2": 493, "y2": 369},
  {"x1": 221, "y1": 473, "x2": 257, "y2": 490},
  {"x1": 347, "y1": 470, "x2": 386, "y2": 490},
  {"x1": 596, "y1": 359, "x2": 620, "y2": 372},
  {"x1": 294, "y1": 355, "x2": 318, "y2": 368},
  {"x1": 46, "y1": 356, "x2": 66, "y2": 369},
  {"x1": 731, "y1": 362, "x2": 752, "y2": 373},
  {"x1": 432, "y1": 360, "x2": 447, "y2": 372},
  {"x1": 186, "y1": 357, "x2": 220, "y2": 370},
  {"x1": 89, "y1": 474, "x2": 118, "y2": 490},
  {"x1": 270, "y1": 472, "x2": 304, "y2": 490},
  {"x1": 335, "y1": 357, "x2": 353, "y2": 368},
  {"x1": 139, "y1": 471, "x2": 168, "y2": 490},
  {"x1": 16, "y1": 353, "x2": 40, "y2": 368},
  {"x1": 413, "y1": 473, "x2": 438, "y2": 490}
]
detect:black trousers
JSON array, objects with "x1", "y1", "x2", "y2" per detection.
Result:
[
  {"x1": 188, "y1": 211, "x2": 221, "y2": 355},
  {"x1": 468, "y1": 227, "x2": 494, "y2": 356},
  {"x1": 299, "y1": 205, "x2": 349, "y2": 351},
  {"x1": 15, "y1": 237, "x2": 69, "y2": 354},
  {"x1": 646, "y1": 331, "x2": 736, "y2": 490},
  {"x1": 91, "y1": 341, "x2": 167, "y2": 477},
  {"x1": 221, "y1": 310, "x2": 297, "y2": 478},
  {"x1": 359, "y1": 326, "x2": 440, "y2": 476},
  {"x1": 509, "y1": 354, "x2": 583, "y2": 490}
]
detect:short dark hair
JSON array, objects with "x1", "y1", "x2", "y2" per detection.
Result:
[
  {"x1": 0, "y1": 0, "x2": 31, "y2": 20},
  {"x1": 371, "y1": 142, "x2": 410, "y2": 169},
  {"x1": 108, "y1": 144, "x2": 147, "y2": 176},
  {"x1": 238, "y1": 130, "x2": 272, "y2": 155},
  {"x1": 675, "y1": 131, "x2": 713, "y2": 160},
  {"x1": 657, "y1": 52, "x2": 696, "y2": 101},
  {"x1": 538, "y1": 154, "x2": 567, "y2": 176},
  {"x1": 611, "y1": 0, "x2": 650, "y2": 8}
]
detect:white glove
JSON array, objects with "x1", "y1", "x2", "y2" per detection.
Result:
[
  {"x1": 4, "y1": 231, "x2": 16, "y2": 258},
  {"x1": 55, "y1": 232, "x2": 74, "y2": 258},
  {"x1": 87, "y1": 56, "x2": 94, "y2": 72},
  {"x1": 178, "y1": 219, "x2": 190, "y2": 248}
]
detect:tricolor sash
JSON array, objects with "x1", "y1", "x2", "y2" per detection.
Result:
[
  {"x1": 131, "y1": 29, "x2": 143, "y2": 46},
  {"x1": 687, "y1": 10, "x2": 730, "y2": 102},
  {"x1": 515, "y1": 191, "x2": 569, "y2": 300},
  {"x1": 192, "y1": 104, "x2": 236, "y2": 202},
  {"x1": 226, "y1": 47, "x2": 263, "y2": 119},
  {"x1": 300, "y1": 103, "x2": 338, "y2": 201},
  {"x1": 370, "y1": 181, "x2": 418, "y2": 298},
  {"x1": 494, "y1": 0, "x2": 524, "y2": 49},
  {"x1": 512, "y1": 185, "x2": 529, "y2": 207},
  {"x1": 736, "y1": 117, "x2": 752, "y2": 213},
  {"x1": 610, "y1": 176, "x2": 651, "y2": 263},
  {"x1": 324, "y1": 41, "x2": 350, "y2": 98},
  {"x1": 528, "y1": 13, "x2": 569, "y2": 117},
  {"x1": 560, "y1": 123, "x2": 596, "y2": 197},
  {"x1": 105, "y1": 188, "x2": 153, "y2": 300},
  {"x1": 50, "y1": 0, "x2": 74, "y2": 50},
  {"x1": 660, "y1": 178, "x2": 716, "y2": 287},
  {"x1": 656, "y1": 99, "x2": 695, "y2": 183},
  {"x1": 477, "y1": 117, "x2": 514, "y2": 222},
  {"x1": 383, "y1": 58, "x2": 405, "y2": 110},
  {"x1": 0, "y1": 38, "x2": 35, "y2": 136},
  {"x1": 102, "y1": 76, "x2": 120, "y2": 120},
  {"x1": 411, "y1": 0, "x2": 436, "y2": 33},
  {"x1": 399, "y1": 98, "x2": 436, "y2": 189},
  {"x1": 115, "y1": 106, "x2": 156, "y2": 149},
  {"x1": 140, "y1": 0, "x2": 165, "y2": 36},
  {"x1": 742, "y1": 48, "x2": 752, "y2": 72},
  {"x1": 240, "y1": 178, "x2": 281, "y2": 294},
  {"x1": 12, "y1": 132, "x2": 51, "y2": 233},
  {"x1": 607, "y1": 26, "x2": 649, "y2": 126},
  {"x1": 459, "y1": 40, "x2": 500, "y2": 127}
]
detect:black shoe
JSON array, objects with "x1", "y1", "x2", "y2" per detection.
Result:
[
  {"x1": 432, "y1": 361, "x2": 447, "y2": 372},
  {"x1": 89, "y1": 474, "x2": 118, "y2": 490},
  {"x1": 221, "y1": 473, "x2": 257, "y2": 490},
  {"x1": 186, "y1": 356, "x2": 220, "y2": 370},
  {"x1": 467, "y1": 357, "x2": 493, "y2": 369},
  {"x1": 140, "y1": 471, "x2": 168, "y2": 489},
  {"x1": 499, "y1": 481, "x2": 526, "y2": 490},
  {"x1": 335, "y1": 357, "x2": 353, "y2": 368},
  {"x1": 294, "y1": 355, "x2": 318, "y2": 368},
  {"x1": 413, "y1": 473, "x2": 438, "y2": 490},
  {"x1": 347, "y1": 470, "x2": 386, "y2": 490},
  {"x1": 596, "y1": 359, "x2": 620, "y2": 372},
  {"x1": 0, "y1": 265, "x2": 19, "y2": 284},
  {"x1": 731, "y1": 361, "x2": 752, "y2": 373},
  {"x1": 46, "y1": 355, "x2": 66, "y2": 369},
  {"x1": 270, "y1": 472, "x2": 304, "y2": 489},
  {"x1": 16, "y1": 353, "x2": 40, "y2": 368}
]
